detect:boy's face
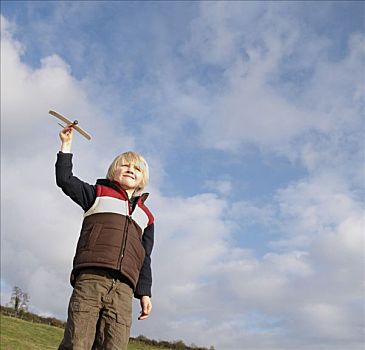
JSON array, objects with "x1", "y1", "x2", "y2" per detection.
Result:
[{"x1": 114, "y1": 162, "x2": 143, "y2": 192}]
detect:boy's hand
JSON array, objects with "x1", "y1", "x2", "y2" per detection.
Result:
[
  {"x1": 59, "y1": 124, "x2": 74, "y2": 153},
  {"x1": 138, "y1": 296, "x2": 152, "y2": 320}
]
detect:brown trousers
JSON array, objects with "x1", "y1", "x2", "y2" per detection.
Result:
[{"x1": 58, "y1": 269, "x2": 133, "y2": 350}]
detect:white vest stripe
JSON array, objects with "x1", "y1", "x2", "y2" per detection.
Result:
[
  {"x1": 132, "y1": 206, "x2": 150, "y2": 231},
  {"x1": 84, "y1": 197, "x2": 129, "y2": 217},
  {"x1": 84, "y1": 196, "x2": 150, "y2": 231}
]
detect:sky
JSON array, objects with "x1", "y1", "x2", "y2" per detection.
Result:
[{"x1": 1, "y1": 1, "x2": 364, "y2": 350}]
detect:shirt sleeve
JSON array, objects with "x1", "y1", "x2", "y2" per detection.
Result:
[
  {"x1": 55, "y1": 152, "x2": 96, "y2": 211},
  {"x1": 134, "y1": 222, "x2": 154, "y2": 298}
]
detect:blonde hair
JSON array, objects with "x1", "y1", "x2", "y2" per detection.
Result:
[{"x1": 106, "y1": 151, "x2": 149, "y2": 192}]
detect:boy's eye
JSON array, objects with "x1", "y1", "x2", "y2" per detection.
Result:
[{"x1": 120, "y1": 164, "x2": 141, "y2": 172}]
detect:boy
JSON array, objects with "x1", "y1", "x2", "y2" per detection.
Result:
[{"x1": 56, "y1": 124, "x2": 154, "y2": 350}]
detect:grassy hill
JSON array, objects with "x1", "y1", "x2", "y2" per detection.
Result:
[
  {"x1": 0, "y1": 315, "x2": 64, "y2": 350},
  {"x1": 0, "y1": 315, "x2": 164, "y2": 350}
]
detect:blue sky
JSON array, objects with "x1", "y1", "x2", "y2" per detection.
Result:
[{"x1": 1, "y1": 2, "x2": 364, "y2": 349}]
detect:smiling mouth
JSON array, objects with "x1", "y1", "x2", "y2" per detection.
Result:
[{"x1": 123, "y1": 174, "x2": 135, "y2": 180}]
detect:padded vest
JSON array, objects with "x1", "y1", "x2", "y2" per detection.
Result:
[{"x1": 71, "y1": 184, "x2": 154, "y2": 289}]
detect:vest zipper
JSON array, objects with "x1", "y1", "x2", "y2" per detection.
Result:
[{"x1": 118, "y1": 199, "x2": 133, "y2": 268}]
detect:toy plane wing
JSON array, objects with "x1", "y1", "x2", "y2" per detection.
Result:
[{"x1": 49, "y1": 110, "x2": 92, "y2": 140}]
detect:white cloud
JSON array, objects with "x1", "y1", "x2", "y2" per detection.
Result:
[
  {"x1": 185, "y1": 2, "x2": 264, "y2": 67},
  {"x1": 204, "y1": 179, "x2": 233, "y2": 195},
  {"x1": 165, "y1": 3, "x2": 365, "y2": 167},
  {"x1": 133, "y1": 168, "x2": 364, "y2": 349},
  {"x1": 275, "y1": 173, "x2": 363, "y2": 245}
]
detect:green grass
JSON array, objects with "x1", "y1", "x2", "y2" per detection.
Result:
[
  {"x1": 0, "y1": 315, "x2": 64, "y2": 350},
  {"x1": 0, "y1": 315, "x2": 167, "y2": 350}
]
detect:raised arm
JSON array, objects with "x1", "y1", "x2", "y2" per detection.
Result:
[{"x1": 56, "y1": 125, "x2": 96, "y2": 211}]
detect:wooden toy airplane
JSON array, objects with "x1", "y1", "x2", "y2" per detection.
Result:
[{"x1": 49, "y1": 110, "x2": 92, "y2": 140}]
